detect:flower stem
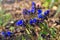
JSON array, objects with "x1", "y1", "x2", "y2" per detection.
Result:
[
  {"x1": 54, "y1": 5, "x2": 60, "y2": 18},
  {"x1": 49, "y1": 0, "x2": 55, "y2": 8}
]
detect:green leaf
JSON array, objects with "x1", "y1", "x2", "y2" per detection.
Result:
[
  {"x1": 39, "y1": 22, "x2": 49, "y2": 35},
  {"x1": 50, "y1": 28, "x2": 56, "y2": 37},
  {"x1": 0, "y1": 13, "x2": 12, "y2": 26},
  {"x1": 39, "y1": 23, "x2": 44, "y2": 29},
  {"x1": 46, "y1": 0, "x2": 51, "y2": 2},
  {"x1": 0, "y1": 16, "x2": 4, "y2": 26},
  {"x1": 22, "y1": 36, "x2": 26, "y2": 40},
  {"x1": 55, "y1": 0, "x2": 58, "y2": 2},
  {"x1": 38, "y1": 32, "x2": 44, "y2": 40},
  {"x1": 0, "y1": 18, "x2": 3, "y2": 26},
  {"x1": 42, "y1": 1, "x2": 49, "y2": 8},
  {"x1": 9, "y1": 26, "x2": 15, "y2": 31},
  {"x1": 41, "y1": 30, "x2": 48, "y2": 35},
  {"x1": 38, "y1": 36, "x2": 43, "y2": 40},
  {"x1": 4, "y1": 13, "x2": 12, "y2": 22},
  {"x1": 43, "y1": 22, "x2": 48, "y2": 30},
  {"x1": 0, "y1": 13, "x2": 12, "y2": 22},
  {"x1": 39, "y1": 22, "x2": 49, "y2": 31},
  {"x1": 0, "y1": 9, "x2": 5, "y2": 16}
]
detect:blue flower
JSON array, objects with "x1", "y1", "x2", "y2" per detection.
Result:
[
  {"x1": 29, "y1": 18, "x2": 37, "y2": 24},
  {"x1": 32, "y1": 1, "x2": 36, "y2": 7},
  {"x1": 30, "y1": 8, "x2": 36, "y2": 14},
  {"x1": 6, "y1": 31, "x2": 12, "y2": 36},
  {"x1": 16, "y1": 20, "x2": 24, "y2": 26},
  {"x1": 37, "y1": 9, "x2": 42, "y2": 14},
  {"x1": 38, "y1": 14, "x2": 44, "y2": 19},
  {"x1": 30, "y1": 2, "x2": 36, "y2": 14},
  {"x1": 23, "y1": 9, "x2": 30, "y2": 15},
  {"x1": 29, "y1": 19, "x2": 33, "y2": 24},
  {"x1": 1, "y1": 31, "x2": 12, "y2": 37},
  {"x1": 27, "y1": 10, "x2": 31, "y2": 15},
  {"x1": 33, "y1": 18, "x2": 37, "y2": 23},
  {"x1": 44, "y1": 10, "x2": 50, "y2": 16},
  {"x1": 22, "y1": 9, "x2": 27, "y2": 14},
  {"x1": 1, "y1": 32, "x2": 6, "y2": 36}
]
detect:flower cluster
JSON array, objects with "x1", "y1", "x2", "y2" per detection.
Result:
[
  {"x1": 1, "y1": 31, "x2": 13, "y2": 37},
  {"x1": 29, "y1": 18, "x2": 37, "y2": 25},
  {"x1": 15, "y1": 2, "x2": 50, "y2": 26}
]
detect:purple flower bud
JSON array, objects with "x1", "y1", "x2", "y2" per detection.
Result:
[{"x1": 44, "y1": 10, "x2": 50, "y2": 16}]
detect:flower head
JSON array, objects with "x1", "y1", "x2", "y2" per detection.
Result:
[
  {"x1": 30, "y1": 2, "x2": 36, "y2": 14},
  {"x1": 1, "y1": 32, "x2": 6, "y2": 36},
  {"x1": 44, "y1": 10, "x2": 50, "y2": 16},
  {"x1": 23, "y1": 8, "x2": 30, "y2": 15},
  {"x1": 29, "y1": 18, "x2": 37, "y2": 25},
  {"x1": 32, "y1": 1, "x2": 36, "y2": 7},
  {"x1": 16, "y1": 20, "x2": 24, "y2": 26},
  {"x1": 30, "y1": 8, "x2": 36, "y2": 14},
  {"x1": 28, "y1": 10, "x2": 31, "y2": 14},
  {"x1": 29, "y1": 19, "x2": 33, "y2": 25},
  {"x1": 6, "y1": 31, "x2": 12, "y2": 36},
  {"x1": 1, "y1": 31, "x2": 12, "y2": 37},
  {"x1": 37, "y1": 9, "x2": 42, "y2": 14},
  {"x1": 33, "y1": 18, "x2": 37, "y2": 23},
  {"x1": 38, "y1": 14, "x2": 44, "y2": 19}
]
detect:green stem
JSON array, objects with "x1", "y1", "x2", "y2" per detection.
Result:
[
  {"x1": 54, "y1": 5, "x2": 60, "y2": 18},
  {"x1": 49, "y1": 0, "x2": 55, "y2": 8}
]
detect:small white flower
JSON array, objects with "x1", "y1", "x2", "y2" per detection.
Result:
[{"x1": 10, "y1": 21, "x2": 14, "y2": 23}]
